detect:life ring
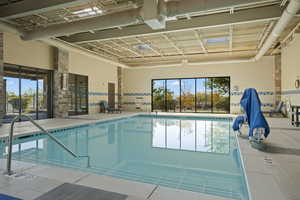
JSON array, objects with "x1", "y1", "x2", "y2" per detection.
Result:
[{"x1": 295, "y1": 79, "x2": 300, "y2": 89}]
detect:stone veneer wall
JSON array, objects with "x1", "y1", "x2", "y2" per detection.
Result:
[
  {"x1": 53, "y1": 48, "x2": 70, "y2": 118},
  {"x1": 0, "y1": 33, "x2": 4, "y2": 123},
  {"x1": 117, "y1": 67, "x2": 123, "y2": 108},
  {"x1": 274, "y1": 54, "x2": 282, "y2": 106}
]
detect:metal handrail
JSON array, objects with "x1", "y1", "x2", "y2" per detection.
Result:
[{"x1": 6, "y1": 115, "x2": 90, "y2": 175}]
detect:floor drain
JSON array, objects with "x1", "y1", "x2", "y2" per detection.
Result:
[
  {"x1": 10, "y1": 172, "x2": 36, "y2": 180},
  {"x1": 264, "y1": 157, "x2": 273, "y2": 165}
]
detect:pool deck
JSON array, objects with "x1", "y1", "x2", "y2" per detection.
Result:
[{"x1": 0, "y1": 112, "x2": 299, "y2": 200}]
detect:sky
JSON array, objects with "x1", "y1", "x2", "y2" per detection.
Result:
[
  {"x1": 154, "y1": 79, "x2": 210, "y2": 96},
  {"x1": 4, "y1": 77, "x2": 44, "y2": 95}
]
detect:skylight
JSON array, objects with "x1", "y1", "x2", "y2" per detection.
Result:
[
  {"x1": 205, "y1": 37, "x2": 229, "y2": 44},
  {"x1": 134, "y1": 44, "x2": 152, "y2": 51},
  {"x1": 72, "y1": 7, "x2": 103, "y2": 17}
]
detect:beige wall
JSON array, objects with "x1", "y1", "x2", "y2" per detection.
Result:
[
  {"x1": 281, "y1": 33, "x2": 300, "y2": 104},
  {"x1": 3, "y1": 32, "x2": 277, "y2": 114},
  {"x1": 3, "y1": 32, "x2": 119, "y2": 114},
  {"x1": 3, "y1": 32, "x2": 54, "y2": 70},
  {"x1": 69, "y1": 51, "x2": 119, "y2": 114},
  {"x1": 123, "y1": 56, "x2": 275, "y2": 113}
]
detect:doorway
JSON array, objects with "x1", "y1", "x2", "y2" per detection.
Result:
[
  {"x1": 68, "y1": 73, "x2": 88, "y2": 115},
  {"x1": 3, "y1": 64, "x2": 53, "y2": 123},
  {"x1": 108, "y1": 82, "x2": 115, "y2": 109}
]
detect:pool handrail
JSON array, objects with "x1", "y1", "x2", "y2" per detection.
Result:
[{"x1": 5, "y1": 115, "x2": 90, "y2": 175}]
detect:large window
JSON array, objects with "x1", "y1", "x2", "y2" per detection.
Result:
[
  {"x1": 3, "y1": 64, "x2": 53, "y2": 123},
  {"x1": 152, "y1": 77, "x2": 230, "y2": 113}
]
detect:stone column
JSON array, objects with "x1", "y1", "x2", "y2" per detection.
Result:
[
  {"x1": 274, "y1": 54, "x2": 282, "y2": 106},
  {"x1": 53, "y1": 48, "x2": 70, "y2": 118},
  {"x1": 117, "y1": 67, "x2": 123, "y2": 109},
  {"x1": 0, "y1": 33, "x2": 4, "y2": 123}
]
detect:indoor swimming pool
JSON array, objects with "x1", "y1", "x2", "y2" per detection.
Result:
[{"x1": 0, "y1": 115, "x2": 250, "y2": 200}]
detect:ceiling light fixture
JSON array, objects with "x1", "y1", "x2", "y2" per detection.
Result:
[{"x1": 72, "y1": 7, "x2": 103, "y2": 18}]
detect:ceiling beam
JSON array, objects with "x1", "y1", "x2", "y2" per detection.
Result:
[
  {"x1": 22, "y1": 8, "x2": 141, "y2": 40},
  {"x1": 166, "y1": 0, "x2": 279, "y2": 17},
  {"x1": 194, "y1": 30, "x2": 207, "y2": 53},
  {"x1": 257, "y1": 21, "x2": 275, "y2": 49},
  {"x1": 229, "y1": 25, "x2": 233, "y2": 51},
  {"x1": 110, "y1": 40, "x2": 143, "y2": 57},
  {"x1": 162, "y1": 34, "x2": 185, "y2": 56},
  {"x1": 0, "y1": 0, "x2": 94, "y2": 19},
  {"x1": 61, "y1": 5, "x2": 284, "y2": 43}
]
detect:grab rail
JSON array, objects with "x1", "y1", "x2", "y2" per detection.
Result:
[{"x1": 6, "y1": 115, "x2": 90, "y2": 175}]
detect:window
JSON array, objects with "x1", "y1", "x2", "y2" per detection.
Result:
[{"x1": 151, "y1": 77, "x2": 230, "y2": 113}]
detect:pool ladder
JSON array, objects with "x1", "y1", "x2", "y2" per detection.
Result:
[{"x1": 5, "y1": 115, "x2": 90, "y2": 175}]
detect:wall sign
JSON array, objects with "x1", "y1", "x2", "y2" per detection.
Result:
[{"x1": 295, "y1": 76, "x2": 300, "y2": 89}]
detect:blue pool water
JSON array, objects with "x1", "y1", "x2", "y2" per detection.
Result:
[{"x1": 0, "y1": 115, "x2": 249, "y2": 199}]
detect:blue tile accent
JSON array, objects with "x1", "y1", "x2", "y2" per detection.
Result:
[
  {"x1": 123, "y1": 93, "x2": 151, "y2": 97},
  {"x1": 230, "y1": 91, "x2": 274, "y2": 96},
  {"x1": 123, "y1": 102, "x2": 151, "y2": 105},
  {"x1": 88, "y1": 92, "x2": 120, "y2": 96},
  {"x1": 89, "y1": 102, "x2": 119, "y2": 107},
  {"x1": 282, "y1": 90, "x2": 300, "y2": 95},
  {"x1": 231, "y1": 103, "x2": 273, "y2": 107}
]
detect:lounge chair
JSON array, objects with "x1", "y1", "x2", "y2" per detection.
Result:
[
  {"x1": 105, "y1": 102, "x2": 121, "y2": 113},
  {"x1": 269, "y1": 101, "x2": 284, "y2": 117},
  {"x1": 285, "y1": 98, "x2": 300, "y2": 127}
]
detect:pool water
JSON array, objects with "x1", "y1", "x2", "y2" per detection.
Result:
[{"x1": 0, "y1": 115, "x2": 249, "y2": 199}]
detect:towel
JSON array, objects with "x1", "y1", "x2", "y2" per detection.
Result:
[{"x1": 240, "y1": 88, "x2": 270, "y2": 138}]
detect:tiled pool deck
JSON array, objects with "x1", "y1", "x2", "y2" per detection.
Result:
[{"x1": 0, "y1": 112, "x2": 299, "y2": 200}]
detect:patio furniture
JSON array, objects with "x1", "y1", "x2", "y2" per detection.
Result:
[
  {"x1": 269, "y1": 101, "x2": 285, "y2": 117},
  {"x1": 100, "y1": 101, "x2": 121, "y2": 114},
  {"x1": 291, "y1": 105, "x2": 300, "y2": 127},
  {"x1": 99, "y1": 101, "x2": 105, "y2": 113}
]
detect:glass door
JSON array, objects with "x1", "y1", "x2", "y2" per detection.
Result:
[
  {"x1": 20, "y1": 77, "x2": 37, "y2": 120},
  {"x1": 212, "y1": 77, "x2": 230, "y2": 113},
  {"x1": 152, "y1": 77, "x2": 230, "y2": 113},
  {"x1": 152, "y1": 80, "x2": 165, "y2": 112},
  {"x1": 3, "y1": 64, "x2": 53, "y2": 123},
  {"x1": 77, "y1": 75, "x2": 88, "y2": 114},
  {"x1": 68, "y1": 74, "x2": 88, "y2": 115},
  {"x1": 166, "y1": 79, "x2": 180, "y2": 112},
  {"x1": 3, "y1": 76, "x2": 20, "y2": 123},
  {"x1": 37, "y1": 74, "x2": 48, "y2": 120},
  {"x1": 181, "y1": 79, "x2": 196, "y2": 112},
  {"x1": 196, "y1": 78, "x2": 212, "y2": 112}
]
